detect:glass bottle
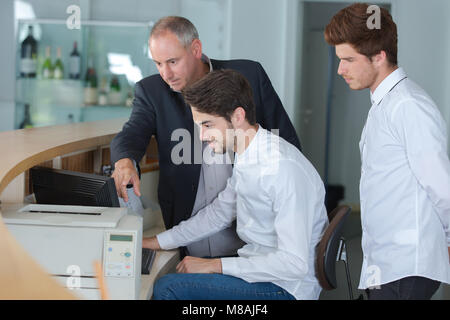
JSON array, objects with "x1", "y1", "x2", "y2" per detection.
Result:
[
  {"x1": 108, "y1": 75, "x2": 122, "y2": 105},
  {"x1": 20, "y1": 26, "x2": 38, "y2": 78},
  {"x1": 42, "y1": 46, "x2": 53, "y2": 79},
  {"x1": 53, "y1": 47, "x2": 64, "y2": 79},
  {"x1": 69, "y1": 41, "x2": 81, "y2": 79},
  {"x1": 84, "y1": 57, "x2": 98, "y2": 105},
  {"x1": 19, "y1": 104, "x2": 33, "y2": 129}
]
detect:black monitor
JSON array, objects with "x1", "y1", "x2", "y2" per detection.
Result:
[{"x1": 30, "y1": 166, "x2": 120, "y2": 207}]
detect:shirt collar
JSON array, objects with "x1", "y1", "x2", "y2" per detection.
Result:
[
  {"x1": 370, "y1": 67, "x2": 407, "y2": 105},
  {"x1": 235, "y1": 124, "x2": 263, "y2": 163},
  {"x1": 202, "y1": 53, "x2": 213, "y2": 72}
]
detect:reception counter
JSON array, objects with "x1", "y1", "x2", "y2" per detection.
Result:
[{"x1": 0, "y1": 119, "x2": 178, "y2": 299}]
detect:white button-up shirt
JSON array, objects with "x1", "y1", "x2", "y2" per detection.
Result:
[
  {"x1": 358, "y1": 67, "x2": 450, "y2": 289},
  {"x1": 158, "y1": 126, "x2": 329, "y2": 299}
]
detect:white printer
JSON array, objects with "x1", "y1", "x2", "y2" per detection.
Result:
[{"x1": 2, "y1": 203, "x2": 142, "y2": 300}]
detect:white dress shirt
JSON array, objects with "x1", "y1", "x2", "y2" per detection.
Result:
[
  {"x1": 157, "y1": 126, "x2": 329, "y2": 299},
  {"x1": 184, "y1": 54, "x2": 245, "y2": 257},
  {"x1": 358, "y1": 67, "x2": 450, "y2": 289}
]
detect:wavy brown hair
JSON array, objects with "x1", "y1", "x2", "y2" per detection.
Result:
[{"x1": 324, "y1": 3, "x2": 398, "y2": 66}]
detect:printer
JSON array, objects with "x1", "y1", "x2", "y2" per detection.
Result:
[{"x1": 2, "y1": 203, "x2": 142, "y2": 300}]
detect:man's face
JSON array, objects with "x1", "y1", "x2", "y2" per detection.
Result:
[
  {"x1": 335, "y1": 43, "x2": 378, "y2": 91},
  {"x1": 191, "y1": 108, "x2": 234, "y2": 154},
  {"x1": 149, "y1": 31, "x2": 199, "y2": 91}
]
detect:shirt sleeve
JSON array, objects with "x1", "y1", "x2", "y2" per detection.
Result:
[
  {"x1": 157, "y1": 175, "x2": 238, "y2": 250},
  {"x1": 221, "y1": 160, "x2": 325, "y2": 282},
  {"x1": 391, "y1": 98, "x2": 450, "y2": 246}
]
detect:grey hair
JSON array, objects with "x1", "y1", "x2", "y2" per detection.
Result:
[{"x1": 150, "y1": 16, "x2": 199, "y2": 47}]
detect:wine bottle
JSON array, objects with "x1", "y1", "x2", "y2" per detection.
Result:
[
  {"x1": 125, "y1": 90, "x2": 134, "y2": 107},
  {"x1": 69, "y1": 41, "x2": 81, "y2": 79},
  {"x1": 53, "y1": 47, "x2": 64, "y2": 79},
  {"x1": 108, "y1": 75, "x2": 122, "y2": 105},
  {"x1": 19, "y1": 104, "x2": 33, "y2": 129},
  {"x1": 20, "y1": 26, "x2": 38, "y2": 78},
  {"x1": 84, "y1": 57, "x2": 98, "y2": 105},
  {"x1": 98, "y1": 77, "x2": 108, "y2": 106},
  {"x1": 42, "y1": 46, "x2": 53, "y2": 79}
]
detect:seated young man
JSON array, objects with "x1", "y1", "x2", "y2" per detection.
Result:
[{"x1": 143, "y1": 69, "x2": 328, "y2": 300}]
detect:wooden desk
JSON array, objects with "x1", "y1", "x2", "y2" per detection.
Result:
[{"x1": 0, "y1": 119, "x2": 177, "y2": 299}]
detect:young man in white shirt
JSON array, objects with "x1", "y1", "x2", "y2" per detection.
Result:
[
  {"x1": 325, "y1": 3, "x2": 450, "y2": 299},
  {"x1": 142, "y1": 69, "x2": 328, "y2": 300}
]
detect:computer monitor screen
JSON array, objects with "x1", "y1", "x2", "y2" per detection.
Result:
[{"x1": 30, "y1": 166, "x2": 120, "y2": 207}]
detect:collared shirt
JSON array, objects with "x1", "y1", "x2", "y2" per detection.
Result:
[
  {"x1": 158, "y1": 126, "x2": 329, "y2": 300},
  {"x1": 358, "y1": 67, "x2": 450, "y2": 289},
  {"x1": 186, "y1": 53, "x2": 244, "y2": 258}
]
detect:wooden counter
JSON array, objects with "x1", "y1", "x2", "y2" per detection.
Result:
[
  {"x1": 0, "y1": 118, "x2": 178, "y2": 300},
  {"x1": 0, "y1": 118, "x2": 128, "y2": 202}
]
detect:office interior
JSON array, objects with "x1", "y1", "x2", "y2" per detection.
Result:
[{"x1": 0, "y1": 0, "x2": 449, "y2": 300}]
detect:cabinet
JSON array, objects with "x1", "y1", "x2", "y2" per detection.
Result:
[{"x1": 15, "y1": 19, "x2": 155, "y2": 128}]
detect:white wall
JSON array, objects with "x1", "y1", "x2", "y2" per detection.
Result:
[
  {"x1": 394, "y1": 0, "x2": 450, "y2": 145},
  {"x1": 225, "y1": 0, "x2": 299, "y2": 121}
]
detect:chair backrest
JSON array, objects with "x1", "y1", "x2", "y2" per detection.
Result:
[{"x1": 316, "y1": 205, "x2": 351, "y2": 290}]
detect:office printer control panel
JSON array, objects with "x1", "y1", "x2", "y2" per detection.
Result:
[{"x1": 103, "y1": 231, "x2": 137, "y2": 277}]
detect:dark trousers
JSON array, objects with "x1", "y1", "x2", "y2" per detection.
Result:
[{"x1": 366, "y1": 276, "x2": 441, "y2": 300}]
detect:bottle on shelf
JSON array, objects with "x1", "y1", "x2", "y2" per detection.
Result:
[
  {"x1": 69, "y1": 41, "x2": 81, "y2": 79},
  {"x1": 84, "y1": 57, "x2": 98, "y2": 105},
  {"x1": 108, "y1": 75, "x2": 122, "y2": 105},
  {"x1": 19, "y1": 104, "x2": 33, "y2": 129},
  {"x1": 42, "y1": 46, "x2": 53, "y2": 79},
  {"x1": 125, "y1": 89, "x2": 134, "y2": 107},
  {"x1": 53, "y1": 47, "x2": 64, "y2": 79},
  {"x1": 98, "y1": 77, "x2": 108, "y2": 106},
  {"x1": 20, "y1": 25, "x2": 38, "y2": 78},
  {"x1": 67, "y1": 114, "x2": 74, "y2": 124}
]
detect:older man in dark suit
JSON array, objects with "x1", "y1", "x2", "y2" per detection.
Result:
[{"x1": 111, "y1": 16, "x2": 301, "y2": 259}]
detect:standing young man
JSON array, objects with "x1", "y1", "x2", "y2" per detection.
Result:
[
  {"x1": 325, "y1": 3, "x2": 450, "y2": 299},
  {"x1": 110, "y1": 16, "x2": 301, "y2": 259},
  {"x1": 143, "y1": 69, "x2": 328, "y2": 300}
]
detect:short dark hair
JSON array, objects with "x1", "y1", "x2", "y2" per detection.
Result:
[
  {"x1": 324, "y1": 3, "x2": 398, "y2": 66},
  {"x1": 181, "y1": 69, "x2": 256, "y2": 125}
]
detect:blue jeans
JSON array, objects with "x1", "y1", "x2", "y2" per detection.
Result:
[{"x1": 153, "y1": 273, "x2": 296, "y2": 300}]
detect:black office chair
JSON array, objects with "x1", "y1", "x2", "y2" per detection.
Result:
[{"x1": 316, "y1": 205, "x2": 362, "y2": 300}]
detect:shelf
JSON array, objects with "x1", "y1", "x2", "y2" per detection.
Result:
[{"x1": 15, "y1": 19, "x2": 155, "y2": 128}]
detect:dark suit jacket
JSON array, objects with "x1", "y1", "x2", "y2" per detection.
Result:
[{"x1": 111, "y1": 59, "x2": 301, "y2": 230}]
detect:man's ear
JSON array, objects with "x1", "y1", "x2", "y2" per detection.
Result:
[
  {"x1": 190, "y1": 39, "x2": 203, "y2": 59},
  {"x1": 372, "y1": 50, "x2": 387, "y2": 67},
  {"x1": 231, "y1": 107, "x2": 246, "y2": 126}
]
